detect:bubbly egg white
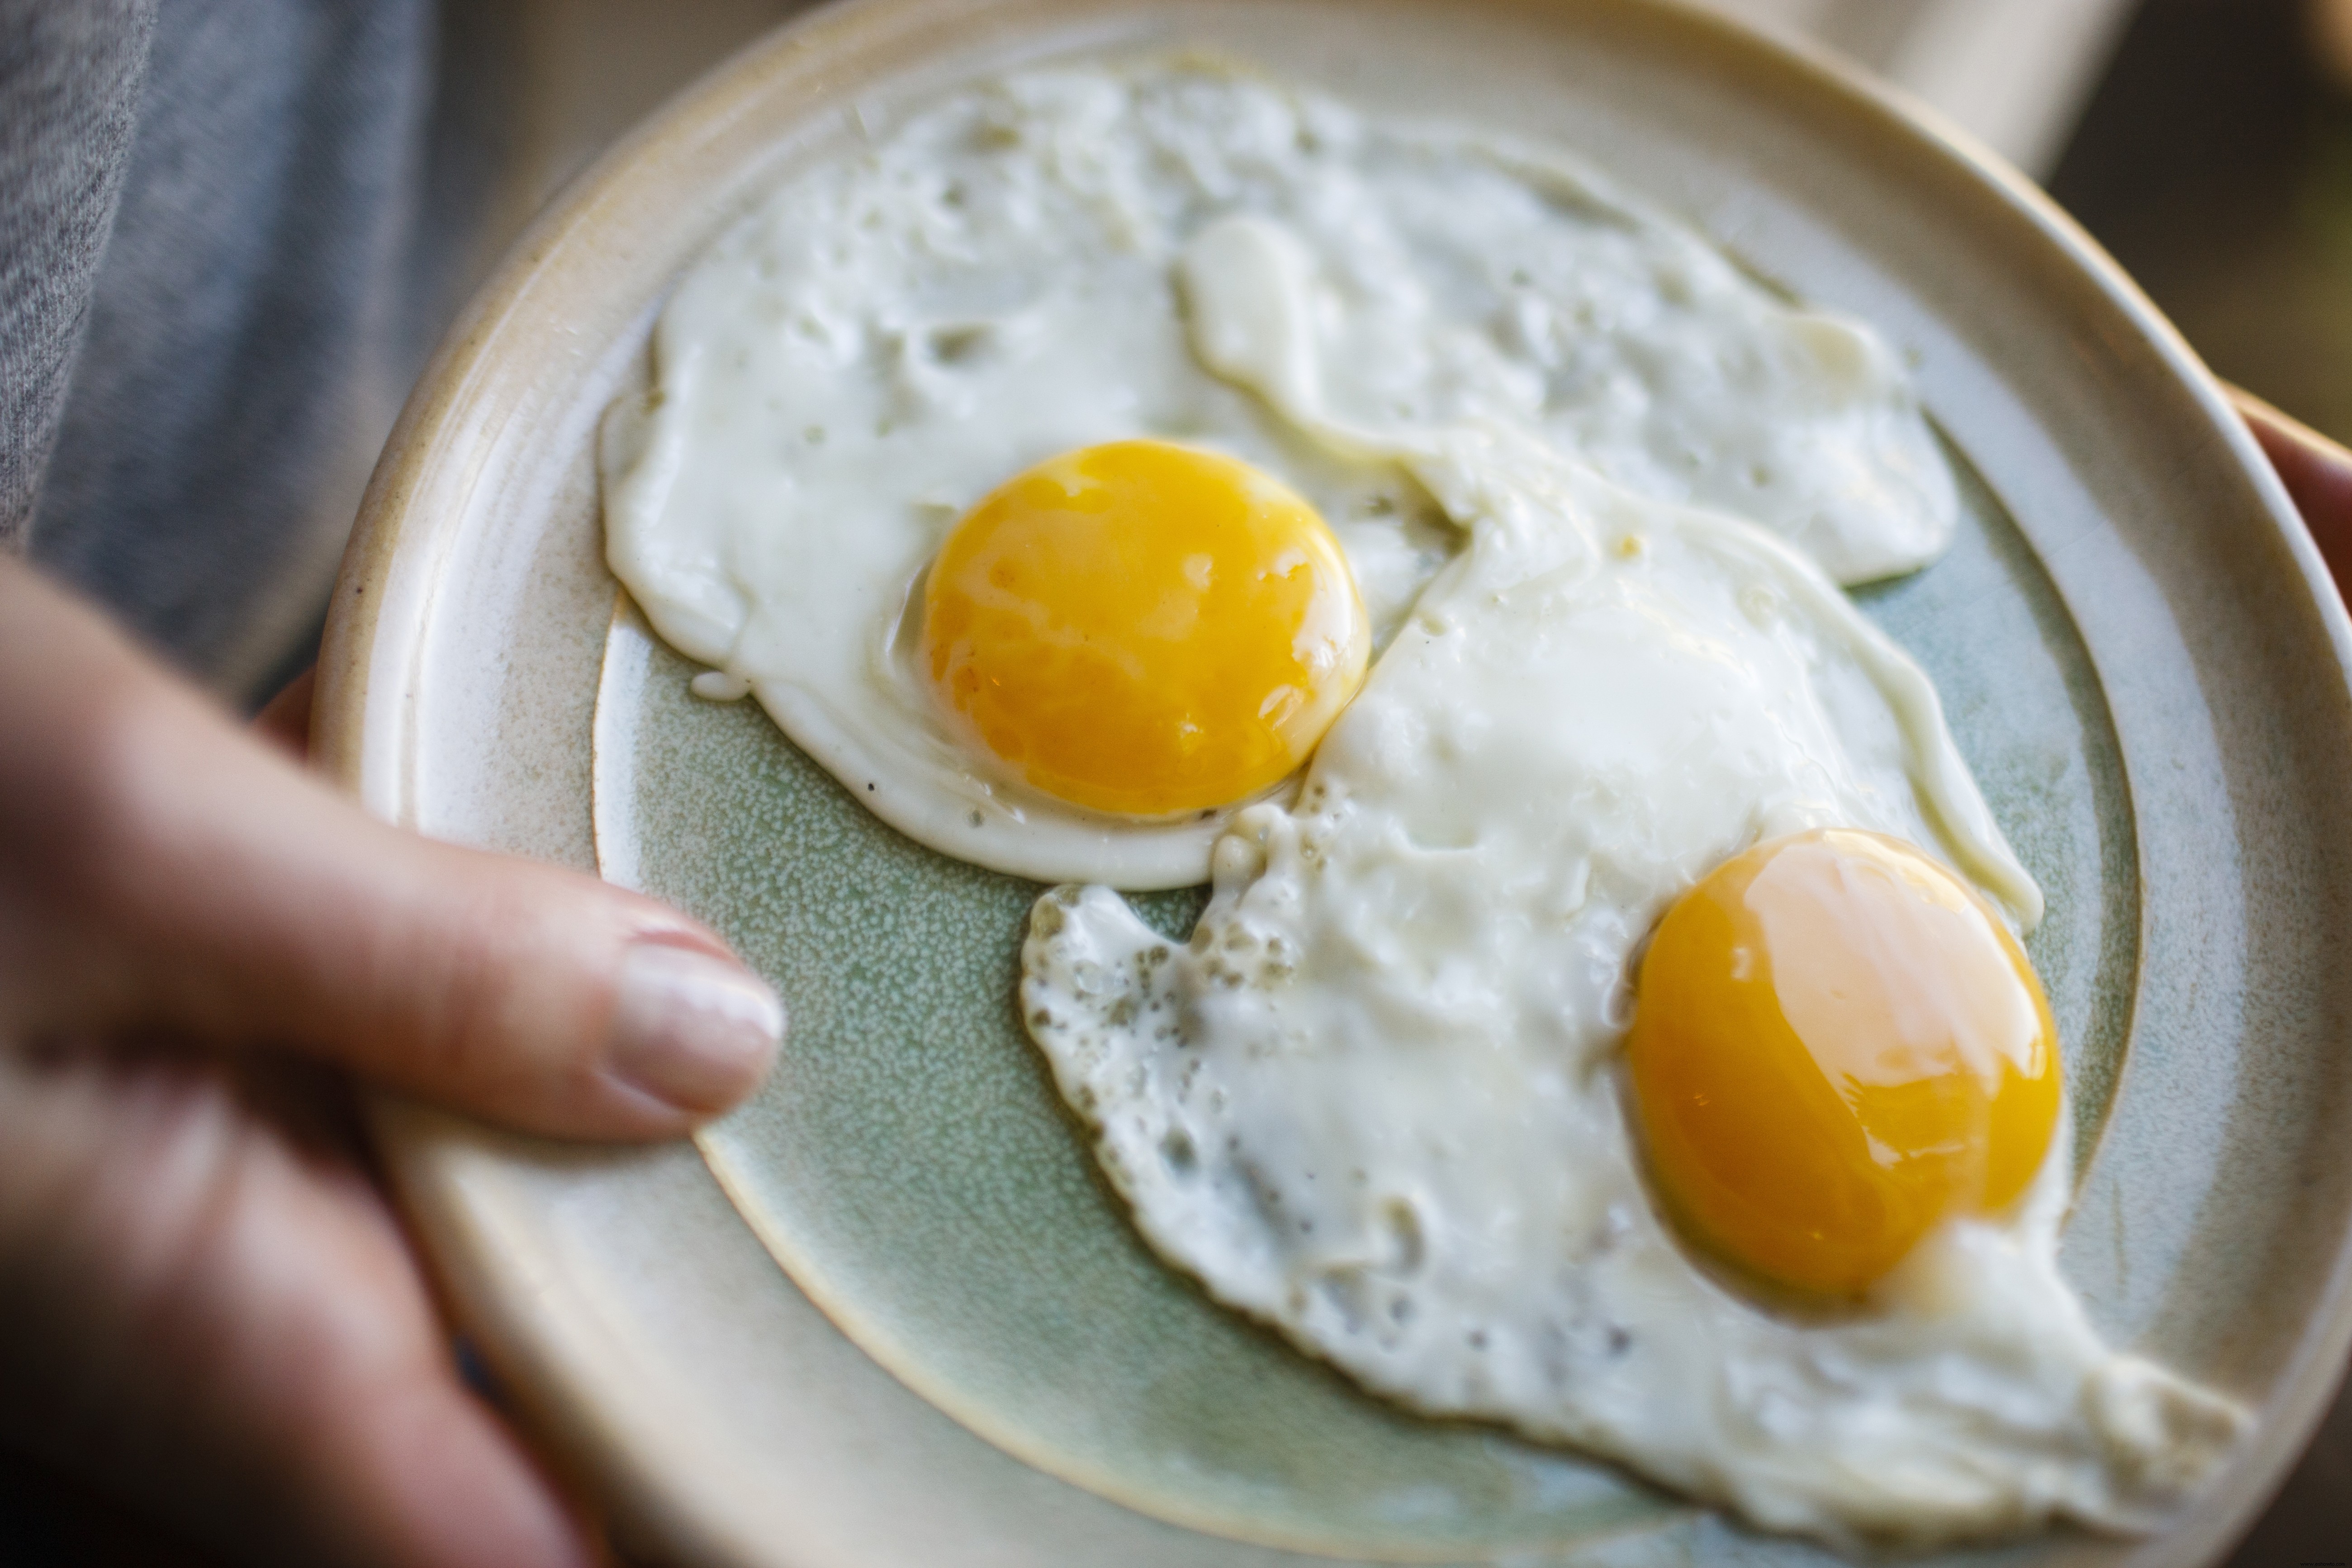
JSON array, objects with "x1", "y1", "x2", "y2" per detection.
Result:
[
  {"x1": 1021, "y1": 399, "x2": 2244, "y2": 1551},
  {"x1": 1020, "y1": 469, "x2": 2242, "y2": 1539},
  {"x1": 606, "y1": 60, "x2": 2247, "y2": 1547},
  {"x1": 1022, "y1": 113, "x2": 2245, "y2": 1549},
  {"x1": 603, "y1": 65, "x2": 1960, "y2": 887}
]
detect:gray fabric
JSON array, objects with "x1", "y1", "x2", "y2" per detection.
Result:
[
  {"x1": 27, "y1": 0, "x2": 439, "y2": 698},
  {"x1": 0, "y1": 0, "x2": 503, "y2": 702},
  {"x1": 0, "y1": 0, "x2": 155, "y2": 549}
]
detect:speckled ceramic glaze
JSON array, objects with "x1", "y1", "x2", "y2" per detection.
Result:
[
  {"x1": 315, "y1": 3, "x2": 2352, "y2": 1566},
  {"x1": 595, "y1": 441, "x2": 2139, "y2": 1558}
]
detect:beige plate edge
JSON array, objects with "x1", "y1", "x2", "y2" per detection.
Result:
[{"x1": 309, "y1": 0, "x2": 2352, "y2": 1563}]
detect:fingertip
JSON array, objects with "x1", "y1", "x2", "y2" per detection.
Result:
[
  {"x1": 157, "y1": 791, "x2": 788, "y2": 1142},
  {"x1": 470, "y1": 885, "x2": 786, "y2": 1140},
  {"x1": 600, "y1": 938, "x2": 785, "y2": 1122}
]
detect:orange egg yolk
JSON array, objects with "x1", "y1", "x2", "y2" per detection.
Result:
[
  {"x1": 1626, "y1": 829, "x2": 2060, "y2": 1299},
  {"x1": 920, "y1": 440, "x2": 1370, "y2": 817}
]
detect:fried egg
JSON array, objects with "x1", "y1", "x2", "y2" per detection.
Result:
[
  {"x1": 603, "y1": 62, "x2": 2247, "y2": 1551},
  {"x1": 602, "y1": 65, "x2": 1958, "y2": 886},
  {"x1": 1020, "y1": 388, "x2": 2244, "y2": 1548},
  {"x1": 1022, "y1": 119, "x2": 2243, "y2": 1550}
]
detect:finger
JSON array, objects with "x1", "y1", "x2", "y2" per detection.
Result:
[
  {"x1": 0, "y1": 561, "x2": 781, "y2": 1140},
  {"x1": 254, "y1": 665, "x2": 318, "y2": 759},
  {"x1": 2231, "y1": 386, "x2": 2352, "y2": 592},
  {"x1": 0, "y1": 1047, "x2": 600, "y2": 1568}
]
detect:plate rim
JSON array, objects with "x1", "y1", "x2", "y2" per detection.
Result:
[{"x1": 314, "y1": 0, "x2": 2352, "y2": 1563}]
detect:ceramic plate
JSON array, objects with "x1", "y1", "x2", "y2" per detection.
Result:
[{"x1": 315, "y1": 2, "x2": 2352, "y2": 1565}]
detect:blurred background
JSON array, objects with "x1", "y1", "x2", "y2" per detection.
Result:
[{"x1": 5, "y1": 0, "x2": 2347, "y2": 1560}]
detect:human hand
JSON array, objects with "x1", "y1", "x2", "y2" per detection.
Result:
[
  {"x1": 0, "y1": 560, "x2": 784, "y2": 1567},
  {"x1": 2235, "y1": 387, "x2": 2352, "y2": 595}
]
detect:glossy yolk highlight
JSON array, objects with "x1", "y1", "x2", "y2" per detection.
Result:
[
  {"x1": 920, "y1": 441, "x2": 1370, "y2": 816},
  {"x1": 1626, "y1": 829, "x2": 2060, "y2": 1299}
]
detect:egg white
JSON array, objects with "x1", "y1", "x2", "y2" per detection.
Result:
[
  {"x1": 1019, "y1": 149, "x2": 2243, "y2": 1549},
  {"x1": 1020, "y1": 429, "x2": 2246, "y2": 1547},
  {"x1": 605, "y1": 61, "x2": 2248, "y2": 1543},
  {"x1": 602, "y1": 65, "x2": 1960, "y2": 887}
]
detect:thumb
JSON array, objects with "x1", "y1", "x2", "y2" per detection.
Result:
[
  {"x1": 2235, "y1": 386, "x2": 2352, "y2": 591},
  {"x1": 0, "y1": 562, "x2": 782, "y2": 1140}
]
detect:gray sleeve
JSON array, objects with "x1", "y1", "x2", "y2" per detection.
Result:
[
  {"x1": 27, "y1": 0, "x2": 441, "y2": 700},
  {"x1": 0, "y1": 0, "x2": 157, "y2": 550}
]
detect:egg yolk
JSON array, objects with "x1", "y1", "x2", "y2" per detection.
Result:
[
  {"x1": 920, "y1": 440, "x2": 1370, "y2": 817},
  {"x1": 1626, "y1": 829, "x2": 2060, "y2": 1299}
]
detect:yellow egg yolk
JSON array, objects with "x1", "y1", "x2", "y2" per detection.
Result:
[
  {"x1": 920, "y1": 440, "x2": 1370, "y2": 817},
  {"x1": 1626, "y1": 829, "x2": 2060, "y2": 1299}
]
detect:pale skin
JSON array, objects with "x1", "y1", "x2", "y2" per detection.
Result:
[
  {"x1": 0, "y1": 402, "x2": 2343, "y2": 1566},
  {"x1": 0, "y1": 561, "x2": 783, "y2": 1566}
]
